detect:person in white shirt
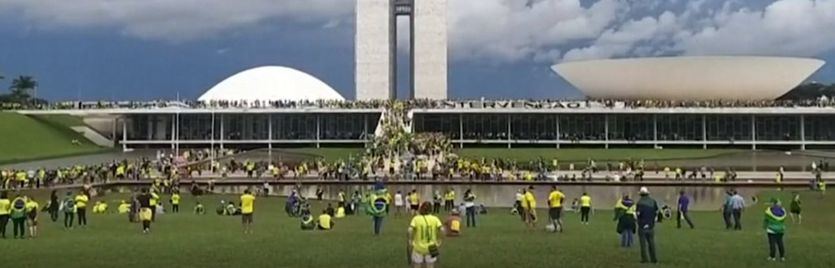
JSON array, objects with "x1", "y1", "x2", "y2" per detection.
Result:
[
  {"x1": 515, "y1": 189, "x2": 525, "y2": 221},
  {"x1": 394, "y1": 191, "x2": 404, "y2": 217}
]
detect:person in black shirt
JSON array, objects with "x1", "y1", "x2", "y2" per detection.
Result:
[{"x1": 136, "y1": 188, "x2": 153, "y2": 234}]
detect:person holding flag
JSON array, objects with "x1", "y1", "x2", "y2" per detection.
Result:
[
  {"x1": 764, "y1": 198, "x2": 787, "y2": 262},
  {"x1": 368, "y1": 184, "x2": 389, "y2": 235}
]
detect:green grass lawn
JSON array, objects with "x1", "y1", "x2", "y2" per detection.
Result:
[
  {"x1": 0, "y1": 113, "x2": 107, "y2": 164},
  {"x1": 4, "y1": 188, "x2": 833, "y2": 267},
  {"x1": 457, "y1": 148, "x2": 741, "y2": 162}
]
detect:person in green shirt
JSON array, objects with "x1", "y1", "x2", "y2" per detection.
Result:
[
  {"x1": 0, "y1": 191, "x2": 11, "y2": 238},
  {"x1": 764, "y1": 198, "x2": 787, "y2": 262},
  {"x1": 63, "y1": 191, "x2": 77, "y2": 229},
  {"x1": 10, "y1": 195, "x2": 27, "y2": 239}
]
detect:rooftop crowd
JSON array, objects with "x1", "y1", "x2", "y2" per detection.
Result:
[{"x1": 4, "y1": 95, "x2": 835, "y2": 111}]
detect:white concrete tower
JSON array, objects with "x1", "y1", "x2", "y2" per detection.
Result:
[
  {"x1": 412, "y1": 0, "x2": 448, "y2": 100},
  {"x1": 355, "y1": 0, "x2": 394, "y2": 100},
  {"x1": 355, "y1": 0, "x2": 448, "y2": 100}
]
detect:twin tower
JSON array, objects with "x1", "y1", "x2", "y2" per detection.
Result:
[{"x1": 356, "y1": 0, "x2": 448, "y2": 100}]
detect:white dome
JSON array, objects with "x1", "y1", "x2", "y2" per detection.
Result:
[{"x1": 198, "y1": 66, "x2": 344, "y2": 102}]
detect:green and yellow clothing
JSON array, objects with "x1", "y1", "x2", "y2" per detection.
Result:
[
  {"x1": 240, "y1": 194, "x2": 255, "y2": 214},
  {"x1": 764, "y1": 206, "x2": 787, "y2": 234},
  {"x1": 444, "y1": 191, "x2": 455, "y2": 201},
  {"x1": 0, "y1": 198, "x2": 10, "y2": 215},
  {"x1": 150, "y1": 192, "x2": 159, "y2": 207},
  {"x1": 10, "y1": 197, "x2": 27, "y2": 219},
  {"x1": 74, "y1": 194, "x2": 89, "y2": 209},
  {"x1": 408, "y1": 193, "x2": 420, "y2": 206},
  {"x1": 318, "y1": 214, "x2": 333, "y2": 229},
  {"x1": 410, "y1": 215, "x2": 443, "y2": 255},
  {"x1": 171, "y1": 194, "x2": 181, "y2": 205},
  {"x1": 117, "y1": 202, "x2": 131, "y2": 214},
  {"x1": 581, "y1": 195, "x2": 592, "y2": 208},
  {"x1": 26, "y1": 199, "x2": 39, "y2": 213},
  {"x1": 523, "y1": 192, "x2": 536, "y2": 209},
  {"x1": 548, "y1": 190, "x2": 565, "y2": 208}
]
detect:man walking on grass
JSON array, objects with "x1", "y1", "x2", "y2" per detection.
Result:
[
  {"x1": 677, "y1": 191, "x2": 694, "y2": 229},
  {"x1": 636, "y1": 187, "x2": 659, "y2": 264},
  {"x1": 730, "y1": 190, "x2": 746, "y2": 230}
]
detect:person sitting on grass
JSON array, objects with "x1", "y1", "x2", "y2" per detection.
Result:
[
  {"x1": 335, "y1": 205, "x2": 346, "y2": 219},
  {"x1": 194, "y1": 201, "x2": 205, "y2": 215},
  {"x1": 92, "y1": 201, "x2": 108, "y2": 214},
  {"x1": 317, "y1": 210, "x2": 334, "y2": 230},
  {"x1": 444, "y1": 209, "x2": 462, "y2": 237},
  {"x1": 326, "y1": 203, "x2": 335, "y2": 217},
  {"x1": 301, "y1": 211, "x2": 316, "y2": 230},
  {"x1": 216, "y1": 200, "x2": 227, "y2": 215},
  {"x1": 117, "y1": 200, "x2": 131, "y2": 214}
]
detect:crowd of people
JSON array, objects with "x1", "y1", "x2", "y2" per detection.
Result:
[{"x1": 7, "y1": 95, "x2": 835, "y2": 112}]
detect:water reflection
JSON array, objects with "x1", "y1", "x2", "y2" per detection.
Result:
[{"x1": 139, "y1": 184, "x2": 767, "y2": 212}]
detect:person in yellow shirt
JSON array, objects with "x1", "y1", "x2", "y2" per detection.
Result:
[
  {"x1": 150, "y1": 190, "x2": 160, "y2": 222},
  {"x1": 547, "y1": 186, "x2": 565, "y2": 233},
  {"x1": 0, "y1": 191, "x2": 10, "y2": 238},
  {"x1": 409, "y1": 190, "x2": 421, "y2": 216},
  {"x1": 523, "y1": 186, "x2": 537, "y2": 230},
  {"x1": 580, "y1": 192, "x2": 593, "y2": 225},
  {"x1": 26, "y1": 197, "x2": 39, "y2": 238},
  {"x1": 171, "y1": 192, "x2": 181, "y2": 213},
  {"x1": 118, "y1": 200, "x2": 131, "y2": 214},
  {"x1": 74, "y1": 192, "x2": 89, "y2": 227},
  {"x1": 240, "y1": 189, "x2": 256, "y2": 234},
  {"x1": 444, "y1": 189, "x2": 455, "y2": 212},
  {"x1": 317, "y1": 210, "x2": 334, "y2": 230},
  {"x1": 409, "y1": 202, "x2": 444, "y2": 268}
]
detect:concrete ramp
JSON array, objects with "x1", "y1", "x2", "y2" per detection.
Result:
[{"x1": 71, "y1": 126, "x2": 114, "y2": 147}]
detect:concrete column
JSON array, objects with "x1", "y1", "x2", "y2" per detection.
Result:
[
  {"x1": 122, "y1": 117, "x2": 128, "y2": 152},
  {"x1": 751, "y1": 114, "x2": 757, "y2": 150},
  {"x1": 210, "y1": 112, "x2": 215, "y2": 164},
  {"x1": 268, "y1": 113, "x2": 273, "y2": 158},
  {"x1": 316, "y1": 114, "x2": 321, "y2": 148},
  {"x1": 800, "y1": 114, "x2": 806, "y2": 151},
  {"x1": 702, "y1": 114, "x2": 707, "y2": 150},
  {"x1": 171, "y1": 114, "x2": 176, "y2": 150},
  {"x1": 653, "y1": 114, "x2": 658, "y2": 149},
  {"x1": 458, "y1": 113, "x2": 464, "y2": 148},
  {"x1": 604, "y1": 114, "x2": 609, "y2": 149},
  {"x1": 220, "y1": 114, "x2": 225, "y2": 150},
  {"x1": 507, "y1": 114, "x2": 512, "y2": 149},
  {"x1": 555, "y1": 114, "x2": 560, "y2": 149},
  {"x1": 363, "y1": 113, "x2": 369, "y2": 143}
]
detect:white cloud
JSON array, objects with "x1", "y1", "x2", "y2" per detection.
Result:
[
  {"x1": 448, "y1": 0, "x2": 625, "y2": 62},
  {"x1": 2, "y1": 0, "x2": 835, "y2": 63},
  {"x1": 0, "y1": 0, "x2": 354, "y2": 42},
  {"x1": 677, "y1": 0, "x2": 835, "y2": 57}
]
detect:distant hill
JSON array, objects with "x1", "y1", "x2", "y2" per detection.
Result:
[{"x1": 778, "y1": 83, "x2": 835, "y2": 100}]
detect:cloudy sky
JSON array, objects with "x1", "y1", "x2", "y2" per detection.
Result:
[{"x1": 1, "y1": 0, "x2": 834, "y2": 100}]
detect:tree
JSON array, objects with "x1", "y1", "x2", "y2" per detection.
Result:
[{"x1": 9, "y1": 75, "x2": 37, "y2": 103}]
